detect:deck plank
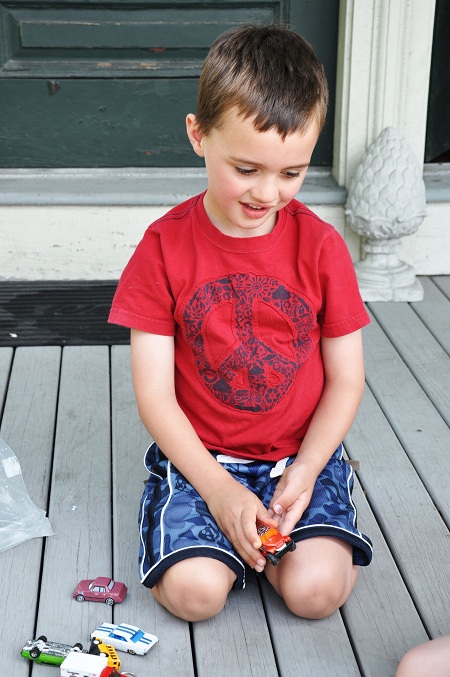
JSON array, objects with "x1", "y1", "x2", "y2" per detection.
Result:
[
  {"x1": 0, "y1": 347, "x2": 61, "y2": 674},
  {"x1": 32, "y1": 346, "x2": 114, "y2": 675},
  {"x1": 342, "y1": 470, "x2": 429, "y2": 676},
  {"x1": 345, "y1": 383, "x2": 450, "y2": 638},
  {"x1": 261, "y1": 579, "x2": 361, "y2": 676},
  {"x1": 363, "y1": 310, "x2": 450, "y2": 523},
  {"x1": 412, "y1": 277, "x2": 450, "y2": 354},
  {"x1": 194, "y1": 572, "x2": 279, "y2": 677},
  {"x1": 0, "y1": 347, "x2": 13, "y2": 405},
  {"x1": 111, "y1": 345, "x2": 195, "y2": 676},
  {"x1": 432, "y1": 274, "x2": 450, "y2": 302},
  {"x1": 368, "y1": 301, "x2": 450, "y2": 426}
]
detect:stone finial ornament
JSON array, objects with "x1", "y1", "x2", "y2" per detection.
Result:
[{"x1": 345, "y1": 127, "x2": 426, "y2": 301}]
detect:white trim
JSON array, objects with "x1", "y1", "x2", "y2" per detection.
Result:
[
  {"x1": 333, "y1": 0, "x2": 437, "y2": 187},
  {"x1": 0, "y1": 166, "x2": 346, "y2": 206},
  {"x1": 158, "y1": 459, "x2": 174, "y2": 560}
]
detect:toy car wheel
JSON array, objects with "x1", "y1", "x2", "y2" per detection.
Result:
[
  {"x1": 127, "y1": 649, "x2": 137, "y2": 655},
  {"x1": 73, "y1": 643, "x2": 83, "y2": 651},
  {"x1": 30, "y1": 647, "x2": 41, "y2": 658},
  {"x1": 91, "y1": 638, "x2": 101, "y2": 646},
  {"x1": 75, "y1": 594, "x2": 85, "y2": 602},
  {"x1": 266, "y1": 552, "x2": 280, "y2": 566},
  {"x1": 105, "y1": 597, "x2": 114, "y2": 606},
  {"x1": 37, "y1": 635, "x2": 47, "y2": 642}
]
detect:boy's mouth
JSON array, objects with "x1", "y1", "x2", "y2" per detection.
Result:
[{"x1": 240, "y1": 201, "x2": 273, "y2": 217}]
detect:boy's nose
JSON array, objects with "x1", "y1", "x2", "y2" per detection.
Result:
[{"x1": 250, "y1": 177, "x2": 279, "y2": 205}]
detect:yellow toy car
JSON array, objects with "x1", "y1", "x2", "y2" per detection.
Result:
[{"x1": 89, "y1": 638, "x2": 120, "y2": 670}]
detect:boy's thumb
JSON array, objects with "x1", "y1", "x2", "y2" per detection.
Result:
[{"x1": 272, "y1": 487, "x2": 295, "y2": 516}]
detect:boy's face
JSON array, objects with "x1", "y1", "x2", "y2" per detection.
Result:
[{"x1": 186, "y1": 108, "x2": 319, "y2": 238}]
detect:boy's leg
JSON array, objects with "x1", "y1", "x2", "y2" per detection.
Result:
[
  {"x1": 151, "y1": 557, "x2": 236, "y2": 621},
  {"x1": 259, "y1": 445, "x2": 371, "y2": 619},
  {"x1": 395, "y1": 636, "x2": 450, "y2": 677},
  {"x1": 264, "y1": 536, "x2": 357, "y2": 619},
  {"x1": 139, "y1": 444, "x2": 247, "y2": 622}
]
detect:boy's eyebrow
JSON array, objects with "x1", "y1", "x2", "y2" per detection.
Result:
[{"x1": 229, "y1": 156, "x2": 310, "y2": 170}]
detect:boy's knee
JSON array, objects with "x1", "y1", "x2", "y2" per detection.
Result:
[
  {"x1": 284, "y1": 585, "x2": 340, "y2": 619},
  {"x1": 395, "y1": 650, "x2": 417, "y2": 677},
  {"x1": 280, "y1": 567, "x2": 355, "y2": 620},
  {"x1": 152, "y1": 559, "x2": 234, "y2": 622},
  {"x1": 162, "y1": 583, "x2": 227, "y2": 622}
]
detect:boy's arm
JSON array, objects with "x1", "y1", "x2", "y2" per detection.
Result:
[
  {"x1": 130, "y1": 329, "x2": 276, "y2": 570},
  {"x1": 270, "y1": 329, "x2": 365, "y2": 534}
]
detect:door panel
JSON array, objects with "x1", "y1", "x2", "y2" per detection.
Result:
[
  {"x1": 425, "y1": 0, "x2": 450, "y2": 162},
  {"x1": 0, "y1": 0, "x2": 339, "y2": 168},
  {"x1": 1, "y1": 78, "x2": 196, "y2": 167},
  {"x1": 0, "y1": 3, "x2": 276, "y2": 76}
]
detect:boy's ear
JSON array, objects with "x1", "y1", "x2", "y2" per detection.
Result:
[{"x1": 186, "y1": 114, "x2": 205, "y2": 157}]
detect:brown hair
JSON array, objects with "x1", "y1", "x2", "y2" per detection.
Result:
[{"x1": 195, "y1": 24, "x2": 329, "y2": 138}]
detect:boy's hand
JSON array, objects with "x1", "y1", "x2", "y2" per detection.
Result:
[
  {"x1": 268, "y1": 462, "x2": 317, "y2": 535},
  {"x1": 206, "y1": 480, "x2": 278, "y2": 571}
]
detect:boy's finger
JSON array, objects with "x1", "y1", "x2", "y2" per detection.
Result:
[
  {"x1": 270, "y1": 485, "x2": 301, "y2": 516},
  {"x1": 235, "y1": 537, "x2": 266, "y2": 570},
  {"x1": 241, "y1": 514, "x2": 261, "y2": 549},
  {"x1": 256, "y1": 508, "x2": 279, "y2": 530}
]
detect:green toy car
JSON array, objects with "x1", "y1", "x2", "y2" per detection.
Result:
[{"x1": 21, "y1": 635, "x2": 83, "y2": 665}]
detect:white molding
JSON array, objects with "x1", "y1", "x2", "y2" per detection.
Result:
[
  {"x1": 0, "y1": 167, "x2": 346, "y2": 206},
  {"x1": 333, "y1": 0, "x2": 437, "y2": 187},
  {"x1": 0, "y1": 203, "x2": 353, "y2": 281},
  {"x1": 1, "y1": 196, "x2": 448, "y2": 281}
]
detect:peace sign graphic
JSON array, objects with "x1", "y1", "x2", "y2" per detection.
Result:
[{"x1": 183, "y1": 273, "x2": 315, "y2": 413}]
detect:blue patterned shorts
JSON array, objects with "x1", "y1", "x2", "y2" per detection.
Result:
[{"x1": 138, "y1": 443, "x2": 373, "y2": 590}]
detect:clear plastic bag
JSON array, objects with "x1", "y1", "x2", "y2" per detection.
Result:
[{"x1": 0, "y1": 437, "x2": 53, "y2": 554}]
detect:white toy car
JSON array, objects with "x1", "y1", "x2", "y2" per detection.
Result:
[
  {"x1": 60, "y1": 652, "x2": 135, "y2": 677},
  {"x1": 90, "y1": 623, "x2": 158, "y2": 656}
]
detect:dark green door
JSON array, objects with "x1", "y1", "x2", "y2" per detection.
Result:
[
  {"x1": 425, "y1": 0, "x2": 450, "y2": 162},
  {"x1": 0, "y1": 0, "x2": 339, "y2": 168}
]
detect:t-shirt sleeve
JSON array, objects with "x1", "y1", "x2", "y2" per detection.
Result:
[
  {"x1": 108, "y1": 227, "x2": 176, "y2": 336},
  {"x1": 318, "y1": 229, "x2": 370, "y2": 337}
]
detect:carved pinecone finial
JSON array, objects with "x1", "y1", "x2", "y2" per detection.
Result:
[{"x1": 345, "y1": 127, "x2": 426, "y2": 240}]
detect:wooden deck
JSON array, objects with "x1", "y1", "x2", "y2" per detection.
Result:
[{"x1": 1, "y1": 275, "x2": 450, "y2": 676}]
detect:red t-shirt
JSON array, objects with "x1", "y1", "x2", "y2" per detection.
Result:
[{"x1": 109, "y1": 193, "x2": 369, "y2": 461}]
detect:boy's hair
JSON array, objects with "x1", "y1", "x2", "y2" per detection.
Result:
[{"x1": 196, "y1": 24, "x2": 329, "y2": 139}]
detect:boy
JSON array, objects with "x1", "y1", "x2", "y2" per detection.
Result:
[
  {"x1": 109, "y1": 24, "x2": 372, "y2": 622},
  {"x1": 396, "y1": 636, "x2": 450, "y2": 676}
]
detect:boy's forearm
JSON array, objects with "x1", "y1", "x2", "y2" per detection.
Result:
[
  {"x1": 136, "y1": 391, "x2": 237, "y2": 503},
  {"x1": 293, "y1": 372, "x2": 364, "y2": 476},
  {"x1": 293, "y1": 330, "x2": 365, "y2": 475}
]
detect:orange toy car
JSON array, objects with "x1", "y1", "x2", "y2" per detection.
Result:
[{"x1": 256, "y1": 519, "x2": 296, "y2": 565}]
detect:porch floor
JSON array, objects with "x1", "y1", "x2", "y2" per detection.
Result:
[{"x1": 1, "y1": 276, "x2": 450, "y2": 676}]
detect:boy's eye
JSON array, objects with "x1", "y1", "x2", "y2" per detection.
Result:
[
  {"x1": 235, "y1": 167, "x2": 255, "y2": 175},
  {"x1": 234, "y1": 167, "x2": 303, "y2": 178}
]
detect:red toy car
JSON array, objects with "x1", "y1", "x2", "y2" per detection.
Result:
[
  {"x1": 256, "y1": 520, "x2": 296, "y2": 565},
  {"x1": 72, "y1": 577, "x2": 127, "y2": 605}
]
